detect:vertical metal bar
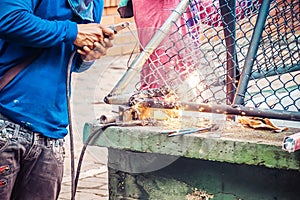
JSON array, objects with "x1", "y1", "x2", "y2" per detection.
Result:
[
  {"x1": 219, "y1": 0, "x2": 238, "y2": 105},
  {"x1": 233, "y1": 0, "x2": 272, "y2": 105},
  {"x1": 105, "y1": 0, "x2": 190, "y2": 103}
]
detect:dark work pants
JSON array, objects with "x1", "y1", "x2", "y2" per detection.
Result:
[{"x1": 0, "y1": 117, "x2": 65, "y2": 200}]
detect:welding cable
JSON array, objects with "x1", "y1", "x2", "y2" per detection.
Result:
[
  {"x1": 73, "y1": 119, "x2": 148, "y2": 197},
  {"x1": 67, "y1": 23, "x2": 131, "y2": 199},
  {"x1": 73, "y1": 123, "x2": 117, "y2": 196},
  {"x1": 73, "y1": 121, "x2": 146, "y2": 198},
  {"x1": 66, "y1": 51, "x2": 76, "y2": 200},
  {"x1": 73, "y1": 119, "x2": 147, "y2": 195},
  {"x1": 66, "y1": 52, "x2": 119, "y2": 199}
]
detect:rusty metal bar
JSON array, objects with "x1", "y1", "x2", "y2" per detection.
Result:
[
  {"x1": 219, "y1": 0, "x2": 239, "y2": 105},
  {"x1": 233, "y1": 0, "x2": 272, "y2": 105},
  {"x1": 135, "y1": 98, "x2": 300, "y2": 121}
]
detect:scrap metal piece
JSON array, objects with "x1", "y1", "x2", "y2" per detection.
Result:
[
  {"x1": 118, "y1": 105, "x2": 139, "y2": 122},
  {"x1": 99, "y1": 114, "x2": 117, "y2": 124}
]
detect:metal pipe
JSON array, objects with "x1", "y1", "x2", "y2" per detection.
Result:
[
  {"x1": 219, "y1": 0, "x2": 238, "y2": 105},
  {"x1": 136, "y1": 98, "x2": 300, "y2": 121},
  {"x1": 105, "y1": 0, "x2": 190, "y2": 102},
  {"x1": 99, "y1": 114, "x2": 116, "y2": 124},
  {"x1": 103, "y1": 92, "x2": 133, "y2": 105},
  {"x1": 233, "y1": 0, "x2": 272, "y2": 105}
]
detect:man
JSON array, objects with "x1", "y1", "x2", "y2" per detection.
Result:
[{"x1": 0, "y1": 0, "x2": 114, "y2": 199}]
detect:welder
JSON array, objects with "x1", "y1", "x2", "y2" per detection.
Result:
[{"x1": 0, "y1": 0, "x2": 114, "y2": 199}]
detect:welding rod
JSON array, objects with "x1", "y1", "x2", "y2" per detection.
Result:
[
  {"x1": 168, "y1": 127, "x2": 211, "y2": 137},
  {"x1": 97, "y1": 120, "x2": 146, "y2": 128}
]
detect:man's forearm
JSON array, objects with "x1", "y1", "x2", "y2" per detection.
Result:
[{"x1": 0, "y1": 0, "x2": 77, "y2": 47}]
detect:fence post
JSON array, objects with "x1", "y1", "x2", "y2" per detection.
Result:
[
  {"x1": 233, "y1": 0, "x2": 272, "y2": 105},
  {"x1": 219, "y1": 0, "x2": 239, "y2": 105}
]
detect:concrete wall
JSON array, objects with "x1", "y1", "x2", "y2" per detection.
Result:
[{"x1": 102, "y1": 1, "x2": 139, "y2": 56}]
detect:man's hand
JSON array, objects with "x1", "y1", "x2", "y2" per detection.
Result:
[
  {"x1": 74, "y1": 23, "x2": 114, "y2": 48},
  {"x1": 78, "y1": 37, "x2": 114, "y2": 62}
]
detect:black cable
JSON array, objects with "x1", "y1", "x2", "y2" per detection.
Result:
[
  {"x1": 73, "y1": 123, "x2": 117, "y2": 193},
  {"x1": 66, "y1": 52, "x2": 119, "y2": 199},
  {"x1": 66, "y1": 52, "x2": 76, "y2": 200},
  {"x1": 67, "y1": 23, "x2": 131, "y2": 198}
]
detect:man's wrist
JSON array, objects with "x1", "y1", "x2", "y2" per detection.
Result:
[
  {"x1": 74, "y1": 55, "x2": 95, "y2": 73},
  {"x1": 81, "y1": 57, "x2": 95, "y2": 63}
]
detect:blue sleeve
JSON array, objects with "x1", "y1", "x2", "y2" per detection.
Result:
[
  {"x1": 0, "y1": 0, "x2": 77, "y2": 47},
  {"x1": 93, "y1": 0, "x2": 104, "y2": 24}
]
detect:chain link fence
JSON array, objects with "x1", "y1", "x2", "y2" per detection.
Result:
[{"x1": 105, "y1": 0, "x2": 300, "y2": 121}]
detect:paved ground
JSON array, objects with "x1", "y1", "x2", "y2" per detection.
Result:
[{"x1": 58, "y1": 54, "x2": 131, "y2": 200}]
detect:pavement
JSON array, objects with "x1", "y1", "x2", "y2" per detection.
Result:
[{"x1": 58, "y1": 54, "x2": 131, "y2": 200}]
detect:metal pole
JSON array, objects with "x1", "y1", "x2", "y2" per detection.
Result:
[
  {"x1": 105, "y1": 0, "x2": 190, "y2": 104},
  {"x1": 219, "y1": 0, "x2": 238, "y2": 105},
  {"x1": 137, "y1": 98, "x2": 300, "y2": 121},
  {"x1": 233, "y1": 0, "x2": 272, "y2": 105}
]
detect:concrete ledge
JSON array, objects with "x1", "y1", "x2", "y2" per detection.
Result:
[{"x1": 83, "y1": 122, "x2": 300, "y2": 171}]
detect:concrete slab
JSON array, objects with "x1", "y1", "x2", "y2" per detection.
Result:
[{"x1": 83, "y1": 120, "x2": 300, "y2": 171}]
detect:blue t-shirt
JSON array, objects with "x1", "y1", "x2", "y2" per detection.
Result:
[{"x1": 0, "y1": 0, "x2": 104, "y2": 138}]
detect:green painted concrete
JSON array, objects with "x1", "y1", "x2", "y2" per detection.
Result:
[
  {"x1": 83, "y1": 122, "x2": 300, "y2": 170},
  {"x1": 83, "y1": 121, "x2": 300, "y2": 199}
]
